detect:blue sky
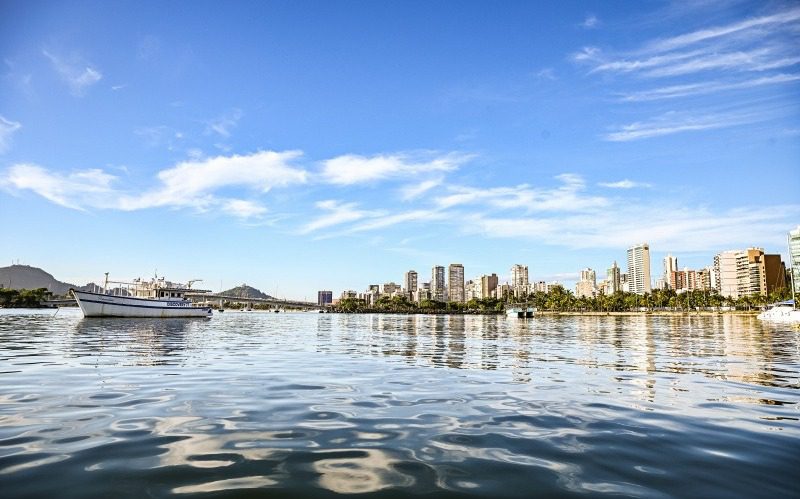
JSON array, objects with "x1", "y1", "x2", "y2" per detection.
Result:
[{"x1": 1, "y1": 0, "x2": 798, "y2": 298}]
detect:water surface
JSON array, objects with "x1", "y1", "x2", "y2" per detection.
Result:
[{"x1": 1, "y1": 309, "x2": 798, "y2": 497}]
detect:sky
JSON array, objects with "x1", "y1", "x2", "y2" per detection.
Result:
[{"x1": 1, "y1": 0, "x2": 799, "y2": 299}]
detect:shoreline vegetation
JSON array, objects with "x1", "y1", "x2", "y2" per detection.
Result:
[
  {"x1": 330, "y1": 286, "x2": 788, "y2": 314},
  {"x1": 1, "y1": 286, "x2": 789, "y2": 316}
]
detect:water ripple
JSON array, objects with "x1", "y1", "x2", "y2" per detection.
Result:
[{"x1": 0, "y1": 309, "x2": 798, "y2": 497}]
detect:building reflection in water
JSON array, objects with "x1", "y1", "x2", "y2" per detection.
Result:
[{"x1": 314, "y1": 314, "x2": 800, "y2": 396}]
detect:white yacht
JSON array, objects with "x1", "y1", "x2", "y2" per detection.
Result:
[
  {"x1": 757, "y1": 300, "x2": 800, "y2": 324},
  {"x1": 71, "y1": 274, "x2": 212, "y2": 318}
]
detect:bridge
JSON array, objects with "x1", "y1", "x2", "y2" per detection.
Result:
[{"x1": 185, "y1": 293, "x2": 320, "y2": 310}]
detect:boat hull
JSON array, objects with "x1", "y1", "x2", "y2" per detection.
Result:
[
  {"x1": 757, "y1": 308, "x2": 800, "y2": 324},
  {"x1": 71, "y1": 289, "x2": 212, "y2": 318},
  {"x1": 506, "y1": 307, "x2": 535, "y2": 318}
]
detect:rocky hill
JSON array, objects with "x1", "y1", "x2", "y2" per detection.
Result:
[
  {"x1": 0, "y1": 265, "x2": 80, "y2": 295},
  {"x1": 221, "y1": 284, "x2": 275, "y2": 300}
]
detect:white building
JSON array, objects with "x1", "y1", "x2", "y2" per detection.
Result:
[
  {"x1": 575, "y1": 267, "x2": 596, "y2": 298},
  {"x1": 714, "y1": 250, "x2": 740, "y2": 298},
  {"x1": 790, "y1": 226, "x2": 800, "y2": 294},
  {"x1": 663, "y1": 254, "x2": 678, "y2": 289},
  {"x1": 510, "y1": 264, "x2": 529, "y2": 293},
  {"x1": 627, "y1": 243, "x2": 651, "y2": 295},
  {"x1": 606, "y1": 261, "x2": 621, "y2": 294}
]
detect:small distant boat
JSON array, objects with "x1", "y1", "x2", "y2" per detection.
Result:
[
  {"x1": 506, "y1": 306, "x2": 535, "y2": 318},
  {"x1": 757, "y1": 300, "x2": 800, "y2": 324},
  {"x1": 71, "y1": 274, "x2": 212, "y2": 318}
]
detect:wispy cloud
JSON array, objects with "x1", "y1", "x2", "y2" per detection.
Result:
[
  {"x1": 604, "y1": 110, "x2": 761, "y2": 142},
  {"x1": 643, "y1": 7, "x2": 800, "y2": 53},
  {"x1": 205, "y1": 108, "x2": 243, "y2": 138},
  {"x1": 434, "y1": 174, "x2": 609, "y2": 212},
  {"x1": 581, "y1": 14, "x2": 599, "y2": 29},
  {"x1": 3, "y1": 164, "x2": 116, "y2": 210},
  {"x1": 298, "y1": 200, "x2": 382, "y2": 234},
  {"x1": 598, "y1": 179, "x2": 651, "y2": 189},
  {"x1": 321, "y1": 152, "x2": 470, "y2": 186},
  {"x1": 3, "y1": 150, "x2": 308, "y2": 219},
  {"x1": 619, "y1": 73, "x2": 800, "y2": 101},
  {"x1": 462, "y1": 204, "x2": 800, "y2": 252},
  {"x1": 399, "y1": 177, "x2": 444, "y2": 201},
  {"x1": 0, "y1": 116, "x2": 22, "y2": 153},
  {"x1": 42, "y1": 49, "x2": 102, "y2": 96}
]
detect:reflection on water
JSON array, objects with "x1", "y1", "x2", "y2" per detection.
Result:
[{"x1": 0, "y1": 309, "x2": 798, "y2": 498}]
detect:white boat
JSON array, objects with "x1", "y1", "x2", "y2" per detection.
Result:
[
  {"x1": 71, "y1": 275, "x2": 212, "y2": 318},
  {"x1": 757, "y1": 300, "x2": 800, "y2": 324},
  {"x1": 506, "y1": 306, "x2": 535, "y2": 318}
]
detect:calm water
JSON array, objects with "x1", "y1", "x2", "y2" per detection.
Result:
[{"x1": 1, "y1": 309, "x2": 798, "y2": 498}]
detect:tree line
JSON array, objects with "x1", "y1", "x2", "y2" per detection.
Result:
[
  {"x1": 0, "y1": 288, "x2": 54, "y2": 308},
  {"x1": 332, "y1": 286, "x2": 794, "y2": 313}
]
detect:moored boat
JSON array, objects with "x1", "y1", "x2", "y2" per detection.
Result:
[
  {"x1": 71, "y1": 275, "x2": 212, "y2": 318},
  {"x1": 506, "y1": 306, "x2": 535, "y2": 318},
  {"x1": 757, "y1": 300, "x2": 800, "y2": 324}
]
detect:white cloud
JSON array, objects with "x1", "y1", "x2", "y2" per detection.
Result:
[
  {"x1": 644, "y1": 7, "x2": 800, "y2": 53},
  {"x1": 321, "y1": 152, "x2": 469, "y2": 185},
  {"x1": 399, "y1": 177, "x2": 444, "y2": 201},
  {"x1": 205, "y1": 109, "x2": 243, "y2": 138},
  {"x1": 4, "y1": 164, "x2": 116, "y2": 210},
  {"x1": 598, "y1": 180, "x2": 652, "y2": 189},
  {"x1": 221, "y1": 199, "x2": 268, "y2": 218},
  {"x1": 603, "y1": 110, "x2": 759, "y2": 142},
  {"x1": 581, "y1": 15, "x2": 599, "y2": 29},
  {"x1": 619, "y1": 73, "x2": 800, "y2": 101},
  {"x1": 434, "y1": 174, "x2": 609, "y2": 212},
  {"x1": 298, "y1": 200, "x2": 382, "y2": 234},
  {"x1": 118, "y1": 150, "x2": 308, "y2": 211},
  {"x1": 0, "y1": 116, "x2": 22, "y2": 153},
  {"x1": 462, "y1": 204, "x2": 800, "y2": 252},
  {"x1": 2, "y1": 150, "x2": 308, "y2": 219},
  {"x1": 42, "y1": 49, "x2": 102, "y2": 96}
]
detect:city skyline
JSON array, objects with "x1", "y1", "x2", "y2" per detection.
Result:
[{"x1": 1, "y1": 1, "x2": 799, "y2": 299}]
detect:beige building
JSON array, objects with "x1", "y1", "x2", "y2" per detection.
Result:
[
  {"x1": 480, "y1": 274, "x2": 498, "y2": 299},
  {"x1": 431, "y1": 266, "x2": 446, "y2": 302},
  {"x1": 448, "y1": 264, "x2": 465, "y2": 303}
]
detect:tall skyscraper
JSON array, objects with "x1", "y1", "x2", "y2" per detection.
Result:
[
  {"x1": 790, "y1": 226, "x2": 800, "y2": 294},
  {"x1": 626, "y1": 243, "x2": 651, "y2": 295},
  {"x1": 663, "y1": 254, "x2": 678, "y2": 289},
  {"x1": 606, "y1": 261, "x2": 621, "y2": 294},
  {"x1": 714, "y1": 250, "x2": 740, "y2": 298},
  {"x1": 510, "y1": 264, "x2": 529, "y2": 288},
  {"x1": 448, "y1": 264, "x2": 465, "y2": 303},
  {"x1": 404, "y1": 270, "x2": 418, "y2": 295},
  {"x1": 431, "y1": 266, "x2": 446, "y2": 302}
]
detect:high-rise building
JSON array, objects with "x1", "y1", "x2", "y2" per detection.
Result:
[
  {"x1": 714, "y1": 250, "x2": 739, "y2": 298},
  {"x1": 448, "y1": 264, "x2": 465, "y2": 303},
  {"x1": 576, "y1": 268, "x2": 596, "y2": 298},
  {"x1": 663, "y1": 254, "x2": 678, "y2": 289},
  {"x1": 606, "y1": 261, "x2": 621, "y2": 294},
  {"x1": 403, "y1": 270, "x2": 418, "y2": 295},
  {"x1": 580, "y1": 268, "x2": 596, "y2": 287},
  {"x1": 480, "y1": 274, "x2": 498, "y2": 299},
  {"x1": 382, "y1": 282, "x2": 402, "y2": 295},
  {"x1": 790, "y1": 226, "x2": 800, "y2": 294},
  {"x1": 510, "y1": 264, "x2": 529, "y2": 288},
  {"x1": 431, "y1": 266, "x2": 446, "y2": 302},
  {"x1": 317, "y1": 290, "x2": 333, "y2": 306},
  {"x1": 735, "y1": 248, "x2": 786, "y2": 297},
  {"x1": 627, "y1": 243, "x2": 651, "y2": 295}
]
